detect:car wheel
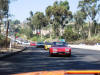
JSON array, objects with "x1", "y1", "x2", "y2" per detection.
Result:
[
  {"x1": 49, "y1": 52, "x2": 53, "y2": 57},
  {"x1": 66, "y1": 53, "x2": 71, "y2": 57},
  {"x1": 50, "y1": 54, "x2": 53, "y2": 57},
  {"x1": 67, "y1": 54, "x2": 71, "y2": 57}
]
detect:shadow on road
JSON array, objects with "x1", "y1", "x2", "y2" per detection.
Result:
[{"x1": 0, "y1": 47, "x2": 100, "y2": 75}]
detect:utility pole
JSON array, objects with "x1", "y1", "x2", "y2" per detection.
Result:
[
  {"x1": 5, "y1": 14, "x2": 9, "y2": 49},
  {"x1": 0, "y1": 16, "x2": 1, "y2": 34}
]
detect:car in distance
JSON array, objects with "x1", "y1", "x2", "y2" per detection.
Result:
[
  {"x1": 49, "y1": 42, "x2": 71, "y2": 57},
  {"x1": 21, "y1": 40, "x2": 30, "y2": 46},
  {"x1": 44, "y1": 42, "x2": 52, "y2": 50},
  {"x1": 36, "y1": 42, "x2": 45, "y2": 48},
  {"x1": 30, "y1": 42, "x2": 37, "y2": 46}
]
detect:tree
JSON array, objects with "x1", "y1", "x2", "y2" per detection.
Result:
[
  {"x1": 78, "y1": 0, "x2": 100, "y2": 38},
  {"x1": 22, "y1": 27, "x2": 33, "y2": 39},
  {"x1": 31, "y1": 12, "x2": 48, "y2": 39},
  {"x1": 13, "y1": 19, "x2": 20, "y2": 25},
  {"x1": 30, "y1": 11, "x2": 33, "y2": 17},
  {"x1": 32, "y1": 12, "x2": 47, "y2": 30},
  {"x1": 0, "y1": 0, "x2": 10, "y2": 33},
  {"x1": 45, "y1": 0, "x2": 72, "y2": 37},
  {"x1": 28, "y1": 11, "x2": 33, "y2": 30},
  {"x1": 74, "y1": 10, "x2": 86, "y2": 39},
  {"x1": 9, "y1": 19, "x2": 20, "y2": 32},
  {"x1": 63, "y1": 28, "x2": 79, "y2": 42}
]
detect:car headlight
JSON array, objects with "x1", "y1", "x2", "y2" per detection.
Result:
[
  {"x1": 53, "y1": 48, "x2": 57, "y2": 51},
  {"x1": 65, "y1": 49, "x2": 69, "y2": 51}
]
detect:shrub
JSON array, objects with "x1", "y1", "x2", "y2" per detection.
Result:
[
  {"x1": 31, "y1": 36, "x2": 38, "y2": 41},
  {"x1": 0, "y1": 34, "x2": 4, "y2": 40},
  {"x1": 0, "y1": 34, "x2": 10, "y2": 48},
  {"x1": 63, "y1": 28, "x2": 80, "y2": 42},
  {"x1": 44, "y1": 34, "x2": 50, "y2": 38}
]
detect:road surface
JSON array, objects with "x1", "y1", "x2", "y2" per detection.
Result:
[{"x1": 0, "y1": 47, "x2": 100, "y2": 75}]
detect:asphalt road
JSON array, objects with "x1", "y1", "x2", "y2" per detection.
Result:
[{"x1": 0, "y1": 47, "x2": 100, "y2": 75}]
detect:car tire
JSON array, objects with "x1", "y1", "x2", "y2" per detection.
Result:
[
  {"x1": 49, "y1": 52, "x2": 53, "y2": 57},
  {"x1": 50, "y1": 54, "x2": 53, "y2": 57},
  {"x1": 67, "y1": 54, "x2": 71, "y2": 57}
]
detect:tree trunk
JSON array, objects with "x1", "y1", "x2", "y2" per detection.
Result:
[
  {"x1": 95, "y1": 28, "x2": 97, "y2": 34},
  {"x1": 81, "y1": 24, "x2": 86, "y2": 39},
  {"x1": 60, "y1": 25, "x2": 62, "y2": 37},
  {"x1": 0, "y1": 23, "x2": 1, "y2": 34},
  {"x1": 49, "y1": 23, "x2": 52, "y2": 40},
  {"x1": 40, "y1": 29, "x2": 42, "y2": 40},
  {"x1": 5, "y1": 15, "x2": 9, "y2": 49},
  {"x1": 94, "y1": 23, "x2": 97, "y2": 34},
  {"x1": 88, "y1": 21, "x2": 92, "y2": 39}
]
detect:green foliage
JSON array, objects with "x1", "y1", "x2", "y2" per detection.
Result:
[
  {"x1": 74, "y1": 11, "x2": 86, "y2": 26},
  {"x1": 44, "y1": 34, "x2": 50, "y2": 38},
  {"x1": 19, "y1": 26, "x2": 33, "y2": 39},
  {"x1": 0, "y1": 0, "x2": 10, "y2": 16},
  {"x1": 31, "y1": 12, "x2": 48, "y2": 30},
  {"x1": 45, "y1": 0, "x2": 72, "y2": 36},
  {"x1": 30, "y1": 11, "x2": 33, "y2": 17},
  {"x1": 52, "y1": 21, "x2": 60, "y2": 36},
  {"x1": 74, "y1": 10, "x2": 86, "y2": 39},
  {"x1": 78, "y1": 0, "x2": 100, "y2": 38},
  {"x1": 0, "y1": 34, "x2": 4, "y2": 40},
  {"x1": 23, "y1": 0, "x2": 100, "y2": 43},
  {"x1": 78, "y1": 0, "x2": 99, "y2": 20},
  {"x1": 31, "y1": 36, "x2": 38, "y2": 41},
  {"x1": 63, "y1": 28, "x2": 80, "y2": 42},
  {"x1": 60, "y1": 0, "x2": 69, "y2": 10},
  {"x1": 31, "y1": 36, "x2": 45, "y2": 42},
  {"x1": 16, "y1": 33, "x2": 20, "y2": 37},
  {"x1": 13, "y1": 20, "x2": 20, "y2": 25},
  {"x1": 0, "y1": 34, "x2": 10, "y2": 47}
]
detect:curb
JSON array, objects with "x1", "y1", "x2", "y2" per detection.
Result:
[{"x1": 0, "y1": 47, "x2": 27, "y2": 60}]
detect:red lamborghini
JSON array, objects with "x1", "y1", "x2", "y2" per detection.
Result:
[{"x1": 49, "y1": 42, "x2": 71, "y2": 57}]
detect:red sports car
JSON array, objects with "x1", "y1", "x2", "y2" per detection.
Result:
[
  {"x1": 30, "y1": 42, "x2": 37, "y2": 46},
  {"x1": 49, "y1": 42, "x2": 71, "y2": 57}
]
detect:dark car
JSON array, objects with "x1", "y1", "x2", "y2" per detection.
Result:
[{"x1": 36, "y1": 42, "x2": 45, "y2": 48}]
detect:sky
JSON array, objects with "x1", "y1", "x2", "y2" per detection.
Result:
[{"x1": 9, "y1": 0, "x2": 80, "y2": 22}]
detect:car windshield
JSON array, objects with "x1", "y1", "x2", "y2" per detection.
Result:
[
  {"x1": 37, "y1": 42, "x2": 44, "y2": 44},
  {"x1": 45, "y1": 42, "x2": 52, "y2": 45},
  {"x1": 31, "y1": 42, "x2": 35, "y2": 44},
  {"x1": 24, "y1": 40, "x2": 28, "y2": 43},
  {"x1": 53, "y1": 42, "x2": 67, "y2": 47}
]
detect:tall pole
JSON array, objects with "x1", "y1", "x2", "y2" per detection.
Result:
[
  {"x1": 14, "y1": 31, "x2": 17, "y2": 48},
  {"x1": 5, "y1": 14, "x2": 9, "y2": 49},
  {"x1": 0, "y1": 19, "x2": 1, "y2": 33}
]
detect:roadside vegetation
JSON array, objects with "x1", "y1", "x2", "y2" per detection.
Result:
[
  {"x1": 0, "y1": 34, "x2": 10, "y2": 48},
  {"x1": 0, "y1": 0, "x2": 11, "y2": 48},
  {"x1": 23, "y1": 0, "x2": 100, "y2": 44},
  {"x1": 0, "y1": 0, "x2": 100, "y2": 46}
]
